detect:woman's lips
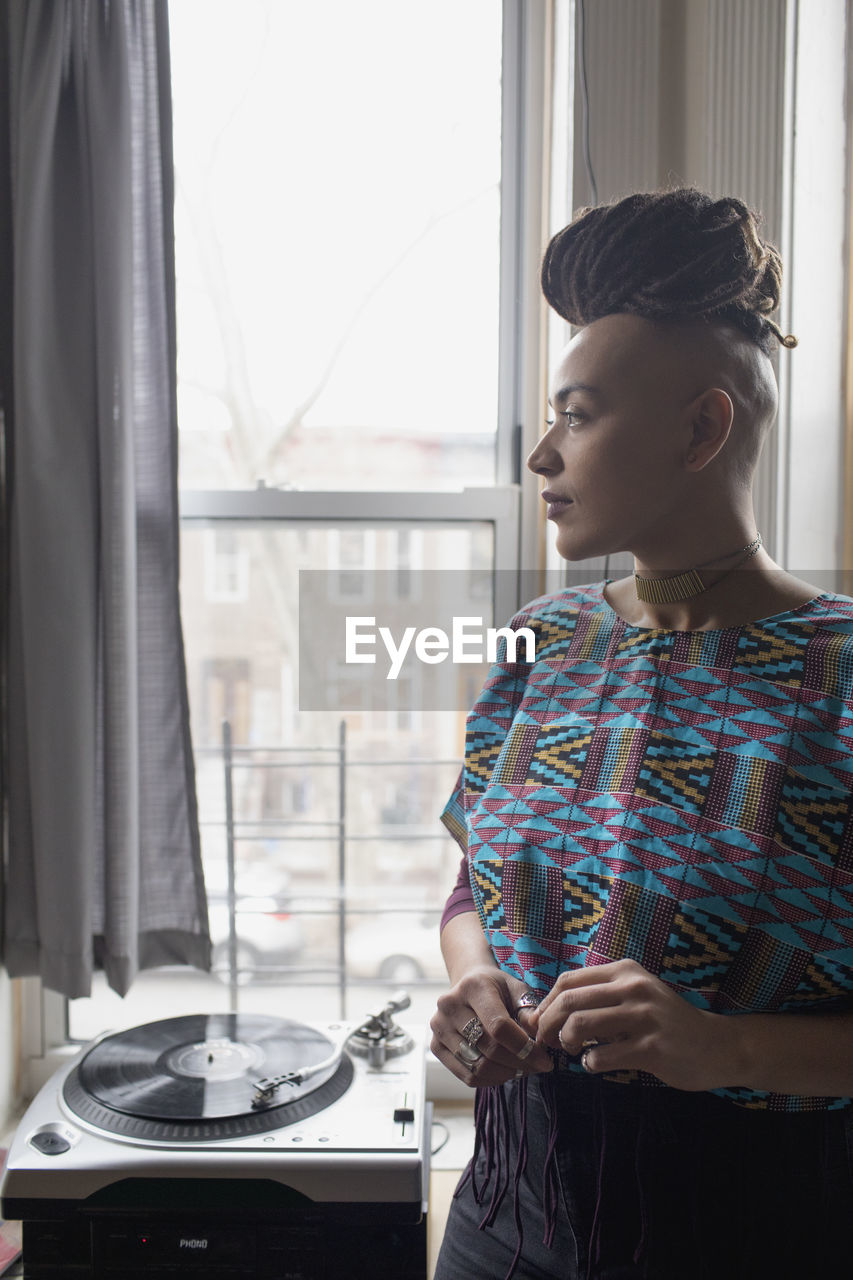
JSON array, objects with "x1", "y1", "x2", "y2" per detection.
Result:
[{"x1": 541, "y1": 489, "x2": 573, "y2": 519}]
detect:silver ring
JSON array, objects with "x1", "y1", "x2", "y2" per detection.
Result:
[
  {"x1": 516, "y1": 1038, "x2": 535, "y2": 1061},
  {"x1": 581, "y1": 1048, "x2": 594, "y2": 1073},
  {"x1": 455, "y1": 1040, "x2": 482, "y2": 1066},
  {"x1": 515, "y1": 990, "x2": 544, "y2": 1011},
  {"x1": 558, "y1": 1026, "x2": 567, "y2": 1051},
  {"x1": 461, "y1": 1016, "x2": 484, "y2": 1047},
  {"x1": 582, "y1": 1038, "x2": 599, "y2": 1049},
  {"x1": 514, "y1": 1067, "x2": 524, "y2": 1078}
]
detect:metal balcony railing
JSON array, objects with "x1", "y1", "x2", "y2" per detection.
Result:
[{"x1": 196, "y1": 720, "x2": 459, "y2": 1017}]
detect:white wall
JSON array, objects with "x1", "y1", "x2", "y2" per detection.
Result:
[
  {"x1": 777, "y1": 0, "x2": 849, "y2": 572},
  {"x1": 563, "y1": 0, "x2": 850, "y2": 574}
]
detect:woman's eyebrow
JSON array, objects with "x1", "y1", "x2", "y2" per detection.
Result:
[{"x1": 549, "y1": 382, "x2": 600, "y2": 405}]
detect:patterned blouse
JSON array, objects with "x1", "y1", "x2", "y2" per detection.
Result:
[{"x1": 441, "y1": 584, "x2": 853, "y2": 1111}]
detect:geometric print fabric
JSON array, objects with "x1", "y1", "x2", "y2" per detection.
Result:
[{"x1": 442, "y1": 583, "x2": 853, "y2": 1111}]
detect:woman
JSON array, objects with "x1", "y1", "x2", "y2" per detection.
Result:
[{"x1": 431, "y1": 189, "x2": 853, "y2": 1279}]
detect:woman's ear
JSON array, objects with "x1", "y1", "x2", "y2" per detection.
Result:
[{"x1": 685, "y1": 387, "x2": 734, "y2": 469}]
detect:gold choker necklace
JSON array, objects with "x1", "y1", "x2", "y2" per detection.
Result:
[{"x1": 634, "y1": 535, "x2": 763, "y2": 604}]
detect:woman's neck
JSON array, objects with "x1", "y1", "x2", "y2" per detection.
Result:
[{"x1": 603, "y1": 555, "x2": 821, "y2": 632}]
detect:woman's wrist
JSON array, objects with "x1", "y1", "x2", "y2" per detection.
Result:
[
  {"x1": 707, "y1": 1009, "x2": 752, "y2": 1089},
  {"x1": 707, "y1": 1006, "x2": 853, "y2": 1097}
]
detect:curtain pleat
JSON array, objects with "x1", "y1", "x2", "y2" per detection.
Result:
[{"x1": 1, "y1": 0, "x2": 209, "y2": 998}]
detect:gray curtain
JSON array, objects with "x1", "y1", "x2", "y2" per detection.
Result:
[{"x1": 0, "y1": 0, "x2": 209, "y2": 998}]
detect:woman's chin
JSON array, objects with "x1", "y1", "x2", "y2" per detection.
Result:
[{"x1": 554, "y1": 529, "x2": 613, "y2": 564}]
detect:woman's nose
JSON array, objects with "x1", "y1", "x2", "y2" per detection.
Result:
[{"x1": 526, "y1": 425, "x2": 563, "y2": 476}]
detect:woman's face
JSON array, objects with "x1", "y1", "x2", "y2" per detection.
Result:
[{"x1": 527, "y1": 313, "x2": 704, "y2": 564}]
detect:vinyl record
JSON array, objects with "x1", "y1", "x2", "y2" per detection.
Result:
[{"x1": 75, "y1": 1013, "x2": 340, "y2": 1121}]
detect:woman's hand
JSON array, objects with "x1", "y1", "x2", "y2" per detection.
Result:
[
  {"x1": 430, "y1": 963, "x2": 554, "y2": 1088},
  {"x1": 533, "y1": 958, "x2": 740, "y2": 1092}
]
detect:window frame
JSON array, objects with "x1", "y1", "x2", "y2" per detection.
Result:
[
  {"x1": 180, "y1": 486, "x2": 523, "y2": 626},
  {"x1": 27, "y1": 0, "x2": 554, "y2": 1093}
]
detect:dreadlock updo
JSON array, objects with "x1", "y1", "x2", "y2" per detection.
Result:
[{"x1": 541, "y1": 188, "x2": 797, "y2": 355}]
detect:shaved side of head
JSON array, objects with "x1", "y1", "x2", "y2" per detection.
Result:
[{"x1": 652, "y1": 320, "x2": 779, "y2": 482}]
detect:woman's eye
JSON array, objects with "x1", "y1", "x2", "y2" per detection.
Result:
[{"x1": 545, "y1": 407, "x2": 584, "y2": 428}]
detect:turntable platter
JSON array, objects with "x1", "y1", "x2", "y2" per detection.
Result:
[{"x1": 62, "y1": 1013, "x2": 354, "y2": 1142}]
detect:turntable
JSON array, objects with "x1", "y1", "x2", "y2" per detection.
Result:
[{"x1": 0, "y1": 994, "x2": 430, "y2": 1278}]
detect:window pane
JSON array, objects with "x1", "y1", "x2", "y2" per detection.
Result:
[
  {"x1": 68, "y1": 521, "x2": 494, "y2": 1040},
  {"x1": 170, "y1": 0, "x2": 502, "y2": 491}
]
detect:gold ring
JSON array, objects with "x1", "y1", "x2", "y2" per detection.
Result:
[{"x1": 581, "y1": 1048, "x2": 595, "y2": 1073}]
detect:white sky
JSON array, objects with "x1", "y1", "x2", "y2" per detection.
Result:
[{"x1": 168, "y1": 0, "x2": 502, "y2": 448}]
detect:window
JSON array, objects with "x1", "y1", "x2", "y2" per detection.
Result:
[
  {"x1": 25, "y1": 0, "x2": 847, "y2": 1089},
  {"x1": 204, "y1": 529, "x2": 250, "y2": 602},
  {"x1": 327, "y1": 529, "x2": 375, "y2": 603},
  {"x1": 171, "y1": 0, "x2": 502, "y2": 494},
  {"x1": 68, "y1": 0, "x2": 551, "y2": 1048}
]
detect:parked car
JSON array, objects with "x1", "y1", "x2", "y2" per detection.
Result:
[
  {"x1": 204, "y1": 861, "x2": 303, "y2": 984},
  {"x1": 345, "y1": 911, "x2": 445, "y2": 983}
]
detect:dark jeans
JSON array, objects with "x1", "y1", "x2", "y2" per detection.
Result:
[{"x1": 434, "y1": 1072, "x2": 853, "y2": 1280}]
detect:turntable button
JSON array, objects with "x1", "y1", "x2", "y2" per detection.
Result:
[{"x1": 30, "y1": 1130, "x2": 71, "y2": 1155}]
